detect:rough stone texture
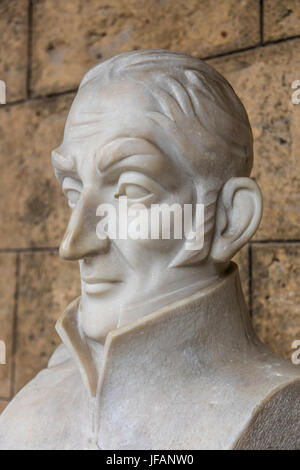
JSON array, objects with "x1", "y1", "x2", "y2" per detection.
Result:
[
  {"x1": 252, "y1": 244, "x2": 300, "y2": 360},
  {"x1": 0, "y1": 0, "x2": 28, "y2": 102},
  {"x1": 210, "y1": 39, "x2": 300, "y2": 240},
  {"x1": 0, "y1": 94, "x2": 74, "y2": 249},
  {"x1": 15, "y1": 251, "x2": 80, "y2": 393},
  {"x1": 31, "y1": 0, "x2": 260, "y2": 96},
  {"x1": 0, "y1": 401, "x2": 9, "y2": 414},
  {"x1": 233, "y1": 244, "x2": 250, "y2": 308},
  {"x1": 264, "y1": 0, "x2": 300, "y2": 42},
  {"x1": 0, "y1": 254, "x2": 16, "y2": 399}
]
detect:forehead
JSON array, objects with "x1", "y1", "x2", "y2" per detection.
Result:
[
  {"x1": 59, "y1": 79, "x2": 158, "y2": 160},
  {"x1": 53, "y1": 80, "x2": 170, "y2": 179},
  {"x1": 52, "y1": 78, "x2": 194, "y2": 188},
  {"x1": 65, "y1": 79, "x2": 154, "y2": 137}
]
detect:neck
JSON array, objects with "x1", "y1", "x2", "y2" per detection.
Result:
[{"x1": 118, "y1": 261, "x2": 229, "y2": 327}]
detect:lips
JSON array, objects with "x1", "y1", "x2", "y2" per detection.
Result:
[{"x1": 82, "y1": 278, "x2": 120, "y2": 296}]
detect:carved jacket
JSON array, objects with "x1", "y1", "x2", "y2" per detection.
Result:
[{"x1": 0, "y1": 264, "x2": 299, "y2": 450}]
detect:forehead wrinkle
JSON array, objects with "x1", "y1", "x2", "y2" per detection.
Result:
[
  {"x1": 65, "y1": 109, "x2": 113, "y2": 139},
  {"x1": 65, "y1": 120, "x2": 103, "y2": 142},
  {"x1": 96, "y1": 137, "x2": 163, "y2": 172},
  {"x1": 65, "y1": 109, "x2": 121, "y2": 141}
]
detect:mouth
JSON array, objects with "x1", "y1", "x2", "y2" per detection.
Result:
[{"x1": 82, "y1": 278, "x2": 121, "y2": 296}]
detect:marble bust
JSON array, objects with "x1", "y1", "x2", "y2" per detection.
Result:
[{"x1": 0, "y1": 50, "x2": 299, "y2": 450}]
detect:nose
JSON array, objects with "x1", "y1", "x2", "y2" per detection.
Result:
[{"x1": 59, "y1": 193, "x2": 110, "y2": 260}]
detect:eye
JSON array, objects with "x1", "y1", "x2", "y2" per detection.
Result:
[
  {"x1": 114, "y1": 172, "x2": 158, "y2": 202},
  {"x1": 65, "y1": 189, "x2": 80, "y2": 209},
  {"x1": 62, "y1": 177, "x2": 82, "y2": 209},
  {"x1": 118, "y1": 183, "x2": 150, "y2": 200}
]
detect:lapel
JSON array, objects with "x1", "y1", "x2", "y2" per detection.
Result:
[{"x1": 56, "y1": 297, "x2": 99, "y2": 396}]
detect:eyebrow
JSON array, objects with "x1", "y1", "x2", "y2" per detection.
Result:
[
  {"x1": 51, "y1": 149, "x2": 76, "y2": 172},
  {"x1": 96, "y1": 137, "x2": 162, "y2": 172},
  {"x1": 51, "y1": 149, "x2": 78, "y2": 185}
]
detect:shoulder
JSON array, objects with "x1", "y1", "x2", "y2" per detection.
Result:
[
  {"x1": 0, "y1": 345, "x2": 86, "y2": 449},
  {"x1": 232, "y1": 345, "x2": 300, "y2": 449},
  {"x1": 235, "y1": 379, "x2": 300, "y2": 449},
  {"x1": 47, "y1": 342, "x2": 71, "y2": 367}
]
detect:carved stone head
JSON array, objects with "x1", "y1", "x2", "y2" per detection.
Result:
[{"x1": 52, "y1": 50, "x2": 262, "y2": 342}]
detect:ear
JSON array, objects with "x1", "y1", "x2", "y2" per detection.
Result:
[{"x1": 210, "y1": 177, "x2": 262, "y2": 263}]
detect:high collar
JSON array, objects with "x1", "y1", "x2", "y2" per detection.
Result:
[{"x1": 55, "y1": 262, "x2": 257, "y2": 399}]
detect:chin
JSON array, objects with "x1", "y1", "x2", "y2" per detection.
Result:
[
  {"x1": 80, "y1": 298, "x2": 119, "y2": 344},
  {"x1": 82, "y1": 319, "x2": 115, "y2": 344}
]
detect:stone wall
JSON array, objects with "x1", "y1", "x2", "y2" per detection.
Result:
[{"x1": 0, "y1": 0, "x2": 299, "y2": 413}]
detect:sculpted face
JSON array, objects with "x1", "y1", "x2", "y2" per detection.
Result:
[
  {"x1": 52, "y1": 64, "x2": 262, "y2": 344},
  {"x1": 53, "y1": 81, "x2": 217, "y2": 342}
]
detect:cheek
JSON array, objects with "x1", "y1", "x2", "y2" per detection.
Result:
[
  {"x1": 130, "y1": 206, "x2": 179, "y2": 240},
  {"x1": 113, "y1": 235, "x2": 183, "y2": 275},
  {"x1": 106, "y1": 186, "x2": 195, "y2": 264}
]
